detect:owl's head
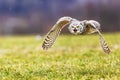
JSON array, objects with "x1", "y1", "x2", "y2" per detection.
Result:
[{"x1": 68, "y1": 20, "x2": 85, "y2": 35}]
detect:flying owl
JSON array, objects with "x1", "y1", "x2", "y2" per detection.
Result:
[{"x1": 42, "y1": 16, "x2": 110, "y2": 54}]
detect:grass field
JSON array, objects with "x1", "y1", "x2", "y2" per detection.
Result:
[{"x1": 0, "y1": 33, "x2": 120, "y2": 80}]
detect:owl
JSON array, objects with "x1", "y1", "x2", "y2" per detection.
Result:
[{"x1": 42, "y1": 16, "x2": 110, "y2": 54}]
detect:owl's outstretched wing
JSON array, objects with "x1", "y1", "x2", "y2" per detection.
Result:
[
  {"x1": 83, "y1": 20, "x2": 101, "y2": 34},
  {"x1": 96, "y1": 29, "x2": 111, "y2": 53},
  {"x1": 42, "y1": 17, "x2": 72, "y2": 50},
  {"x1": 84, "y1": 20, "x2": 110, "y2": 53}
]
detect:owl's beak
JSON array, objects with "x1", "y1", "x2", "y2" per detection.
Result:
[{"x1": 73, "y1": 29, "x2": 77, "y2": 32}]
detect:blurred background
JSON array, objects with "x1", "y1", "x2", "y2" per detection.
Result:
[{"x1": 0, "y1": 0, "x2": 120, "y2": 35}]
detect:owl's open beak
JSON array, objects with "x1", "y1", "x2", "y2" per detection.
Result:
[{"x1": 73, "y1": 29, "x2": 77, "y2": 32}]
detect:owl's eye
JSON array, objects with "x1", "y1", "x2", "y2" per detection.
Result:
[
  {"x1": 77, "y1": 26, "x2": 79, "y2": 28},
  {"x1": 71, "y1": 26, "x2": 74, "y2": 28}
]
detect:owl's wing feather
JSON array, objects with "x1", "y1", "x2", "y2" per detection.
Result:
[
  {"x1": 96, "y1": 29, "x2": 111, "y2": 53},
  {"x1": 84, "y1": 21, "x2": 110, "y2": 53},
  {"x1": 42, "y1": 17, "x2": 72, "y2": 50},
  {"x1": 83, "y1": 20, "x2": 101, "y2": 34}
]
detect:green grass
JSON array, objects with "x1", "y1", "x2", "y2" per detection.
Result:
[{"x1": 0, "y1": 33, "x2": 120, "y2": 80}]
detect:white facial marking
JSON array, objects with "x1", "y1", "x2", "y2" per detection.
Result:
[{"x1": 68, "y1": 20, "x2": 85, "y2": 35}]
